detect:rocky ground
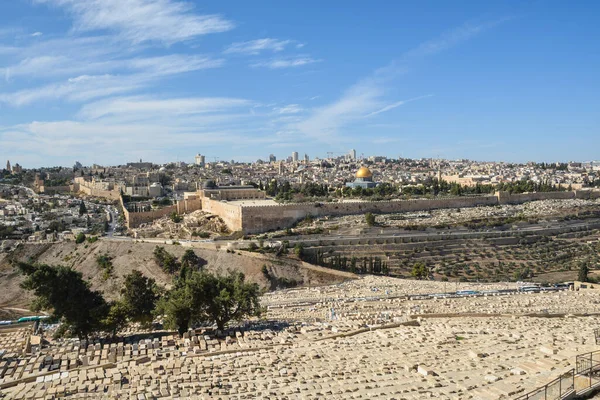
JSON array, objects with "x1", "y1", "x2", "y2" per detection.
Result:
[
  {"x1": 0, "y1": 241, "x2": 351, "y2": 309},
  {"x1": 132, "y1": 210, "x2": 230, "y2": 240},
  {"x1": 3, "y1": 275, "x2": 600, "y2": 399}
]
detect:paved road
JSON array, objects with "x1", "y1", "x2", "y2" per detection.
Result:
[{"x1": 105, "y1": 207, "x2": 118, "y2": 237}]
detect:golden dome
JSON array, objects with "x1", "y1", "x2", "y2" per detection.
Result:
[{"x1": 356, "y1": 166, "x2": 373, "y2": 178}]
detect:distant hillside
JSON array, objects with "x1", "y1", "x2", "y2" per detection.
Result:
[{"x1": 0, "y1": 241, "x2": 354, "y2": 310}]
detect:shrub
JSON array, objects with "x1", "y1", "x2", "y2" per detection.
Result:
[{"x1": 75, "y1": 233, "x2": 86, "y2": 244}]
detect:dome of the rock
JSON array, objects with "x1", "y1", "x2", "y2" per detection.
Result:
[{"x1": 356, "y1": 166, "x2": 373, "y2": 179}]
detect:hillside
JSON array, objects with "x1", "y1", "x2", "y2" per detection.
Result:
[{"x1": 0, "y1": 240, "x2": 355, "y2": 311}]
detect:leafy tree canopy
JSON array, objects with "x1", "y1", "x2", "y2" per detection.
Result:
[{"x1": 18, "y1": 262, "x2": 108, "y2": 339}]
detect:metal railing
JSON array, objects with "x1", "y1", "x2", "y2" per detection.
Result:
[
  {"x1": 516, "y1": 349, "x2": 600, "y2": 399},
  {"x1": 575, "y1": 350, "x2": 600, "y2": 390},
  {"x1": 515, "y1": 369, "x2": 574, "y2": 400}
]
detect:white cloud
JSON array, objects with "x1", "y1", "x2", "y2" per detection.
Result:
[
  {"x1": 274, "y1": 104, "x2": 303, "y2": 114},
  {"x1": 31, "y1": 32, "x2": 43, "y2": 37},
  {"x1": 36, "y1": 0, "x2": 234, "y2": 44},
  {"x1": 295, "y1": 79, "x2": 383, "y2": 141},
  {"x1": 224, "y1": 38, "x2": 293, "y2": 55},
  {"x1": 251, "y1": 56, "x2": 320, "y2": 69},
  {"x1": 366, "y1": 95, "x2": 433, "y2": 117},
  {"x1": 0, "y1": 54, "x2": 223, "y2": 106},
  {"x1": 405, "y1": 18, "x2": 512, "y2": 60},
  {"x1": 0, "y1": 74, "x2": 142, "y2": 106},
  {"x1": 292, "y1": 19, "x2": 507, "y2": 142},
  {"x1": 78, "y1": 96, "x2": 251, "y2": 120},
  {"x1": 127, "y1": 54, "x2": 224, "y2": 76}
]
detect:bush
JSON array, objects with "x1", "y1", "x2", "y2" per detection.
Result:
[
  {"x1": 170, "y1": 211, "x2": 183, "y2": 223},
  {"x1": 153, "y1": 246, "x2": 180, "y2": 273},
  {"x1": 411, "y1": 262, "x2": 429, "y2": 280},
  {"x1": 294, "y1": 243, "x2": 304, "y2": 259},
  {"x1": 87, "y1": 236, "x2": 98, "y2": 243},
  {"x1": 75, "y1": 233, "x2": 86, "y2": 244},
  {"x1": 96, "y1": 253, "x2": 114, "y2": 281},
  {"x1": 365, "y1": 212, "x2": 376, "y2": 226}
]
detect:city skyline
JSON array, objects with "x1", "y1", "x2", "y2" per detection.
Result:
[{"x1": 0, "y1": 0, "x2": 599, "y2": 167}]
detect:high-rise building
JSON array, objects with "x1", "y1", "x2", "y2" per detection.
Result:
[
  {"x1": 350, "y1": 149, "x2": 356, "y2": 161},
  {"x1": 304, "y1": 154, "x2": 309, "y2": 163},
  {"x1": 278, "y1": 162, "x2": 284, "y2": 175},
  {"x1": 269, "y1": 154, "x2": 277, "y2": 163},
  {"x1": 292, "y1": 152, "x2": 299, "y2": 162},
  {"x1": 6, "y1": 160, "x2": 11, "y2": 172},
  {"x1": 195, "y1": 154, "x2": 206, "y2": 167}
]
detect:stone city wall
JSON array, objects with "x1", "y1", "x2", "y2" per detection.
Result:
[
  {"x1": 201, "y1": 198, "x2": 243, "y2": 232},
  {"x1": 238, "y1": 190, "x2": 600, "y2": 234},
  {"x1": 241, "y1": 195, "x2": 499, "y2": 234},
  {"x1": 121, "y1": 197, "x2": 203, "y2": 228},
  {"x1": 74, "y1": 182, "x2": 121, "y2": 201},
  {"x1": 115, "y1": 188, "x2": 600, "y2": 232},
  {"x1": 38, "y1": 185, "x2": 72, "y2": 195}
]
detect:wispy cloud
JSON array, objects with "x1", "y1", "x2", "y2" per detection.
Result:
[
  {"x1": 224, "y1": 38, "x2": 294, "y2": 55},
  {"x1": 274, "y1": 104, "x2": 303, "y2": 114},
  {"x1": 35, "y1": 0, "x2": 235, "y2": 44},
  {"x1": 404, "y1": 18, "x2": 512, "y2": 60},
  {"x1": 251, "y1": 56, "x2": 321, "y2": 69},
  {"x1": 293, "y1": 19, "x2": 508, "y2": 142},
  {"x1": 366, "y1": 94, "x2": 433, "y2": 117},
  {"x1": 0, "y1": 54, "x2": 223, "y2": 106},
  {"x1": 78, "y1": 96, "x2": 251, "y2": 120},
  {"x1": 0, "y1": 75, "x2": 142, "y2": 106}
]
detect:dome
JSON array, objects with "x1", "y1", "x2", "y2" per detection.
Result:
[{"x1": 356, "y1": 166, "x2": 373, "y2": 179}]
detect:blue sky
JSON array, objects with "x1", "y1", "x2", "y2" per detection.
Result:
[{"x1": 0, "y1": 0, "x2": 598, "y2": 167}]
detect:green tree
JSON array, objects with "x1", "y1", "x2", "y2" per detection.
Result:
[
  {"x1": 96, "y1": 253, "x2": 114, "y2": 280},
  {"x1": 170, "y1": 211, "x2": 183, "y2": 223},
  {"x1": 365, "y1": 212, "x2": 376, "y2": 226},
  {"x1": 79, "y1": 202, "x2": 87, "y2": 216},
  {"x1": 294, "y1": 243, "x2": 304, "y2": 259},
  {"x1": 578, "y1": 262, "x2": 590, "y2": 282},
  {"x1": 181, "y1": 249, "x2": 202, "y2": 270},
  {"x1": 18, "y1": 262, "x2": 108, "y2": 339},
  {"x1": 155, "y1": 284, "x2": 193, "y2": 336},
  {"x1": 157, "y1": 270, "x2": 262, "y2": 335},
  {"x1": 411, "y1": 262, "x2": 429, "y2": 280},
  {"x1": 189, "y1": 271, "x2": 262, "y2": 331},
  {"x1": 75, "y1": 232, "x2": 86, "y2": 244},
  {"x1": 121, "y1": 270, "x2": 160, "y2": 327},
  {"x1": 102, "y1": 301, "x2": 129, "y2": 338},
  {"x1": 153, "y1": 246, "x2": 180, "y2": 273}
]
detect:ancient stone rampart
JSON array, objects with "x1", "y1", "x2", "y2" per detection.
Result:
[
  {"x1": 202, "y1": 198, "x2": 243, "y2": 232},
  {"x1": 238, "y1": 190, "x2": 600, "y2": 234},
  {"x1": 116, "y1": 189, "x2": 600, "y2": 232},
  {"x1": 241, "y1": 195, "x2": 499, "y2": 233},
  {"x1": 122, "y1": 197, "x2": 203, "y2": 228},
  {"x1": 75, "y1": 183, "x2": 121, "y2": 201}
]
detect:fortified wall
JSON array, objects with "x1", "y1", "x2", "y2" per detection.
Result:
[
  {"x1": 241, "y1": 195, "x2": 499, "y2": 234},
  {"x1": 121, "y1": 196, "x2": 202, "y2": 228},
  {"x1": 237, "y1": 190, "x2": 600, "y2": 234},
  {"x1": 73, "y1": 180, "x2": 121, "y2": 201},
  {"x1": 201, "y1": 198, "x2": 243, "y2": 232}
]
